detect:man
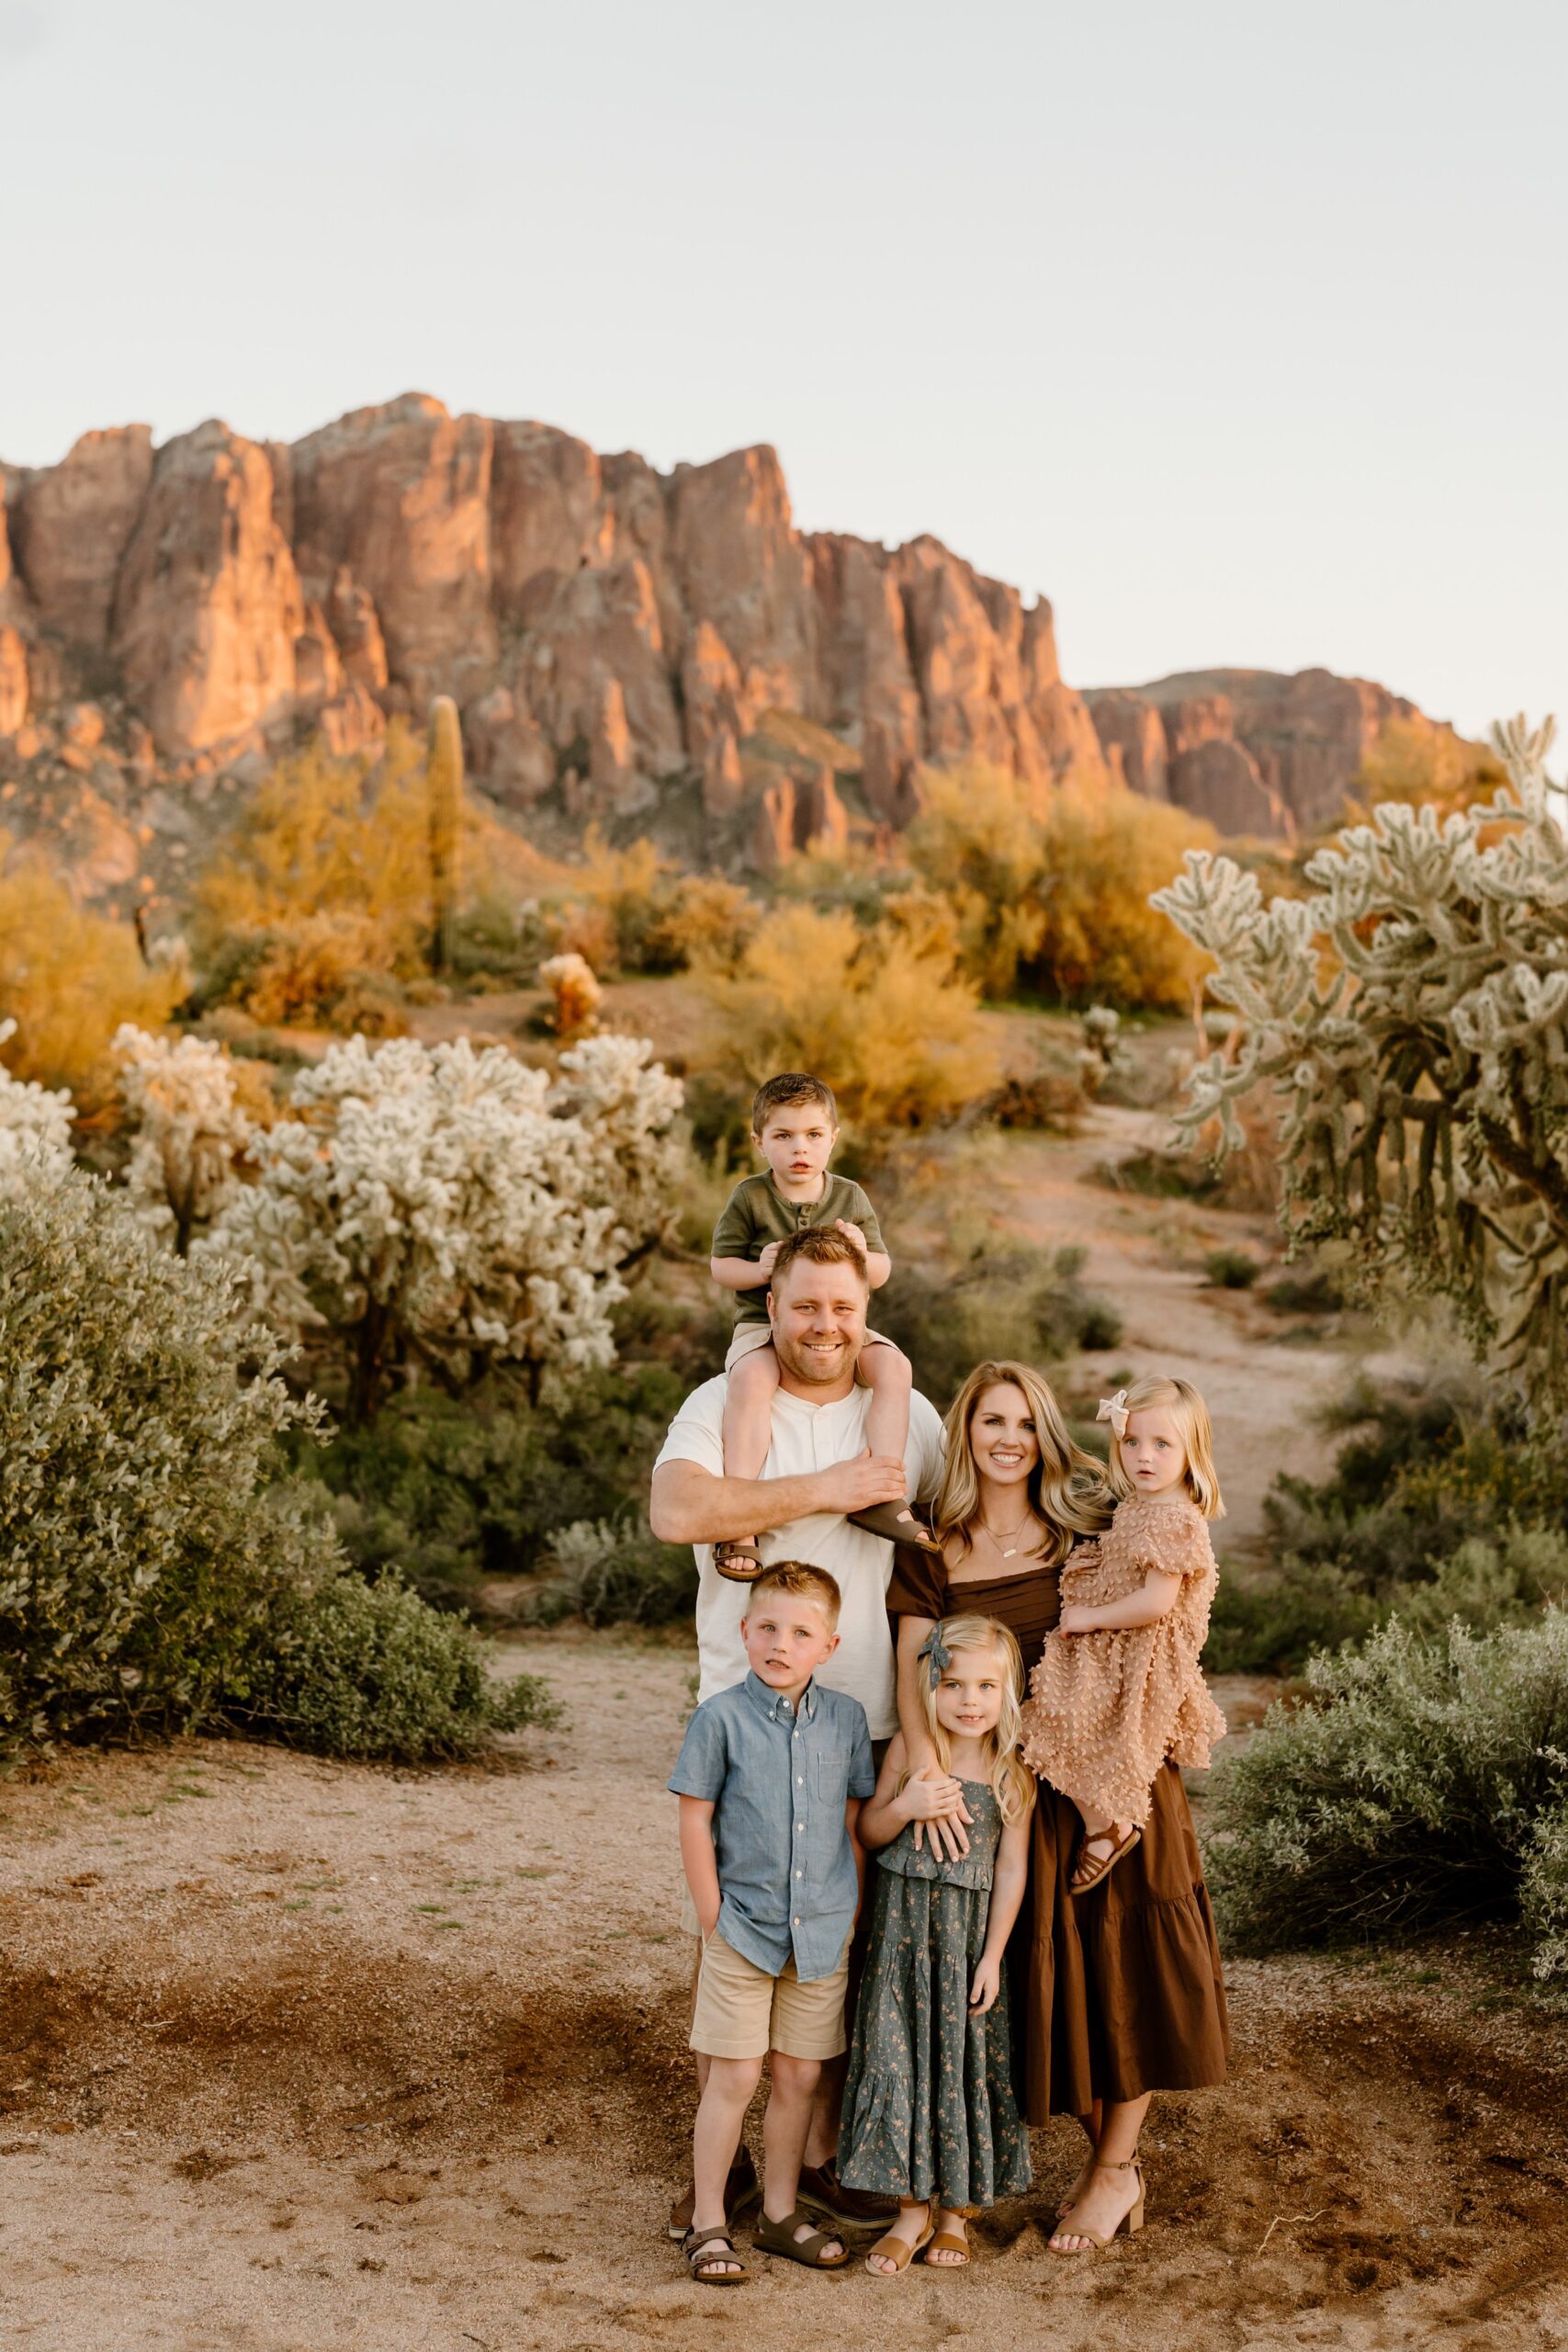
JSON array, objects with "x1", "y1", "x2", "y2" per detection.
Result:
[{"x1": 650, "y1": 1225, "x2": 944, "y2": 2235}]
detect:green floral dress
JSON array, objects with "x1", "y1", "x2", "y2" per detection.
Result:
[{"x1": 840, "y1": 1781, "x2": 1032, "y2": 2211}]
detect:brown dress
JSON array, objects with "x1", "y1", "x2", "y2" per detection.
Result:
[{"x1": 886, "y1": 1540, "x2": 1228, "y2": 2120}]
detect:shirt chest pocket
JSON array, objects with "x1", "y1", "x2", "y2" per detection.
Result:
[{"x1": 811, "y1": 1745, "x2": 849, "y2": 1806}]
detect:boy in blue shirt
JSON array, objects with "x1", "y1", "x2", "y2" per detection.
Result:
[{"x1": 669, "y1": 1560, "x2": 874, "y2": 2284}]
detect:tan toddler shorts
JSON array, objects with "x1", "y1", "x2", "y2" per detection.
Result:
[{"x1": 689, "y1": 1928, "x2": 852, "y2": 2062}]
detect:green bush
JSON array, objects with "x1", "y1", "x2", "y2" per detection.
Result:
[
  {"x1": 526, "y1": 1513, "x2": 697, "y2": 1629},
  {"x1": 876, "y1": 1245, "x2": 1122, "y2": 1412},
  {"x1": 0, "y1": 1174, "x2": 336, "y2": 1747},
  {"x1": 0, "y1": 1174, "x2": 556, "y2": 1762},
  {"x1": 231, "y1": 1572, "x2": 558, "y2": 1762},
  {"x1": 1207, "y1": 1611, "x2": 1568, "y2": 1970},
  {"x1": 1204, "y1": 1247, "x2": 1260, "y2": 1289},
  {"x1": 294, "y1": 1363, "x2": 690, "y2": 1609},
  {"x1": 1208, "y1": 1373, "x2": 1568, "y2": 1670},
  {"x1": 1262, "y1": 1261, "x2": 1346, "y2": 1316}
]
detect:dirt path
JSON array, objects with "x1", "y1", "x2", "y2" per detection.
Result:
[
  {"x1": 969, "y1": 1109, "x2": 1359, "y2": 1544},
  {"x1": 3, "y1": 1635, "x2": 1566, "y2": 2352}
]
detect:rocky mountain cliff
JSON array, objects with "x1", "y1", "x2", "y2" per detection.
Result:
[{"x1": 0, "y1": 392, "x2": 1466, "y2": 894}]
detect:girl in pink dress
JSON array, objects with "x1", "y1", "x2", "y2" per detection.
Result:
[{"x1": 1021, "y1": 1374, "x2": 1228, "y2": 1894}]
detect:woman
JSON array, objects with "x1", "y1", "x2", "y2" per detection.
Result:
[{"x1": 886, "y1": 1360, "x2": 1228, "y2": 2256}]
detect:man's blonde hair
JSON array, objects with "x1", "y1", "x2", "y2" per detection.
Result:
[
  {"x1": 1108, "y1": 1374, "x2": 1224, "y2": 1519},
  {"x1": 746, "y1": 1558, "x2": 842, "y2": 1627}
]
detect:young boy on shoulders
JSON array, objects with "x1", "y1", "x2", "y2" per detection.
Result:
[
  {"x1": 668, "y1": 1561, "x2": 873, "y2": 2285},
  {"x1": 708, "y1": 1071, "x2": 934, "y2": 1578}
]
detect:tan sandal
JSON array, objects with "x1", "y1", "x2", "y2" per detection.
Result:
[
  {"x1": 865, "y1": 2201, "x2": 934, "y2": 2277},
  {"x1": 753, "y1": 2206, "x2": 851, "y2": 2269},
  {"x1": 713, "y1": 1539, "x2": 764, "y2": 1583},
  {"x1": 922, "y1": 2223, "x2": 970, "y2": 2267},
  {"x1": 1048, "y1": 2158, "x2": 1145, "y2": 2255},
  {"x1": 1070, "y1": 1824, "x2": 1142, "y2": 1894},
  {"x1": 682, "y1": 2224, "x2": 749, "y2": 2284}
]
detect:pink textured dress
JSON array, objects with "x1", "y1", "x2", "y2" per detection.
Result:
[{"x1": 1020, "y1": 1491, "x2": 1228, "y2": 1826}]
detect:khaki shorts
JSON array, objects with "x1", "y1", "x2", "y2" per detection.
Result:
[
  {"x1": 690, "y1": 1928, "x2": 852, "y2": 2062},
  {"x1": 723, "y1": 1323, "x2": 895, "y2": 1376}
]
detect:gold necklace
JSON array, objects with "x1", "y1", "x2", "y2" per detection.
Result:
[{"x1": 978, "y1": 1507, "x2": 1034, "y2": 1561}]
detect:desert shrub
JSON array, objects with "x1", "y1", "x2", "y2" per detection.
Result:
[
  {"x1": 1205, "y1": 1247, "x2": 1260, "y2": 1289},
  {"x1": 0, "y1": 843, "x2": 185, "y2": 1102},
  {"x1": 538, "y1": 949, "x2": 603, "y2": 1037},
  {"x1": 1344, "y1": 716, "x2": 1506, "y2": 827},
  {"x1": 876, "y1": 1244, "x2": 1122, "y2": 1410},
  {"x1": 231, "y1": 1572, "x2": 558, "y2": 1762},
  {"x1": 0, "y1": 1172, "x2": 559, "y2": 1760},
  {"x1": 1206, "y1": 1371, "x2": 1568, "y2": 1669},
  {"x1": 907, "y1": 765, "x2": 1215, "y2": 1008},
  {"x1": 649, "y1": 874, "x2": 759, "y2": 973},
  {"x1": 295, "y1": 1363, "x2": 689, "y2": 1607},
  {"x1": 0, "y1": 1171, "x2": 337, "y2": 1747},
  {"x1": 980, "y1": 1061, "x2": 1088, "y2": 1134},
  {"x1": 1207, "y1": 1611, "x2": 1568, "y2": 1969},
  {"x1": 1522, "y1": 1803, "x2": 1568, "y2": 1981},
  {"x1": 1263, "y1": 1260, "x2": 1347, "y2": 1316},
  {"x1": 206, "y1": 913, "x2": 409, "y2": 1036},
  {"x1": 704, "y1": 901, "x2": 998, "y2": 1131},
  {"x1": 526, "y1": 1513, "x2": 697, "y2": 1629}
]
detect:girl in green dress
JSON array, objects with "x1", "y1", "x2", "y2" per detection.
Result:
[{"x1": 839, "y1": 1614, "x2": 1033, "y2": 2276}]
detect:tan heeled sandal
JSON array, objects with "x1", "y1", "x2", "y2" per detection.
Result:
[{"x1": 1048, "y1": 2157, "x2": 1145, "y2": 2255}]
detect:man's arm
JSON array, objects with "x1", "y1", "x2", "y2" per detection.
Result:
[{"x1": 649, "y1": 1451, "x2": 909, "y2": 1545}]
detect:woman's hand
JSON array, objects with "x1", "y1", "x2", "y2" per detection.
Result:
[
  {"x1": 969, "y1": 1954, "x2": 1002, "y2": 2014},
  {"x1": 902, "y1": 1763, "x2": 974, "y2": 1860}
]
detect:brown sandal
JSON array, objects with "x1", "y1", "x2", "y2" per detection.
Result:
[
  {"x1": 865, "y1": 2201, "x2": 934, "y2": 2276},
  {"x1": 753, "y1": 2206, "x2": 851, "y2": 2268},
  {"x1": 1070, "y1": 1824, "x2": 1142, "y2": 1894},
  {"x1": 922, "y1": 2225, "x2": 971, "y2": 2267},
  {"x1": 713, "y1": 1539, "x2": 764, "y2": 1583},
  {"x1": 847, "y1": 1501, "x2": 942, "y2": 1548},
  {"x1": 682, "y1": 2224, "x2": 749, "y2": 2284}
]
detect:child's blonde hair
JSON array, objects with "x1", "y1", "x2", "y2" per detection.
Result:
[
  {"x1": 914, "y1": 1614, "x2": 1035, "y2": 1826},
  {"x1": 748, "y1": 1559, "x2": 841, "y2": 1627},
  {"x1": 1105, "y1": 1374, "x2": 1225, "y2": 1520}
]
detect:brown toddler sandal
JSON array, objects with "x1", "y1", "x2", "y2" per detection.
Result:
[
  {"x1": 1069, "y1": 1824, "x2": 1142, "y2": 1895},
  {"x1": 922, "y1": 2228, "x2": 971, "y2": 2267},
  {"x1": 864, "y1": 2201, "x2": 934, "y2": 2277},
  {"x1": 682, "y1": 2224, "x2": 749, "y2": 2284},
  {"x1": 668, "y1": 2143, "x2": 759, "y2": 2240},
  {"x1": 713, "y1": 1539, "x2": 764, "y2": 1583},
  {"x1": 846, "y1": 1500, "x2": 942, "y2": 1548},
  {"x1": 753, "y1": 2207, "x2": 851, "y2": 2268}
]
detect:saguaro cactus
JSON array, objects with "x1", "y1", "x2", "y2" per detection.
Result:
[{"x1": 427, "y1": 695, "x2": 464, "y2": 975}]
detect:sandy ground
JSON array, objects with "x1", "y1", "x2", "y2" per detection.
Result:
[{"x1": 3, "y1": 1634, "x2": 1567, "y2": 2352}]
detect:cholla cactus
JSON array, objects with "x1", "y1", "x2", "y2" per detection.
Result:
[
  {"x1": 0, "y1": 1020, "x2": 74, "y2": 1198},
  {"x1": 539, "y1": 950, "x2": 602, "y2": 1037},
  {"x1": 205, "y1": 1030, "x2": 682, "y2": 1420},
  {"x1": 1153, "y1": 715, "x2": 1568, "y2": 1397},
  {"x1": 114, "y1": 1025, "x2": 253, "y2": 1254}
]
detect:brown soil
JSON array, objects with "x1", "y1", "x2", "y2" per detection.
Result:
[{"x1": 3, "y1": 1635, "x2": 1566, "y2": 2350}]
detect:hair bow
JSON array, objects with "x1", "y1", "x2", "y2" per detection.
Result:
[
  {"x1": 917, "y1": 1626, "x2": 953, "y2": 1690},
  {"x1": 1098, "y1": 1389, "x2": 1130, "y2": 1440}
]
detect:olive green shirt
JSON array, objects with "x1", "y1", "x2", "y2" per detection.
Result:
[{"x1": 711, "y1": 1171, "x2": 886, "y2": 1325}]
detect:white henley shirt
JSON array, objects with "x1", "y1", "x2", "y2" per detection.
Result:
[{"x1": 654, "y1": 1375, "x2": 945, "y2": 1739}]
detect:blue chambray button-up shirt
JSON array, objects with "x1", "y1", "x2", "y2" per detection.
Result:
[{"x1": 669, "y1": 1669, "x2": 875, "y2": 1982}]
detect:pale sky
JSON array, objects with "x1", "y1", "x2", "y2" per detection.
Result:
[{"x1": 2, "y1": 0, "x2": 1563, "y2": 742}]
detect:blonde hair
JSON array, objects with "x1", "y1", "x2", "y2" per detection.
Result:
[
  {"x1": 915, "y1": 1615, "x2": 1035, "y2": 1826},
  {"x1": 931, "y1": 1360, "x2": 1113, "y2": 1567},
  {"x1": 748, "y1": 1559, "x2": 842, "y2": 1626},
  {"x1": 1107, "y1": 1374, "x2": 1225, "y2": 1520}
]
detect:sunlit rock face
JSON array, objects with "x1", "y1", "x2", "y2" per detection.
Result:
[{"x1": 2, "y1": 396, "x2": 1459, "y2": 854}]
